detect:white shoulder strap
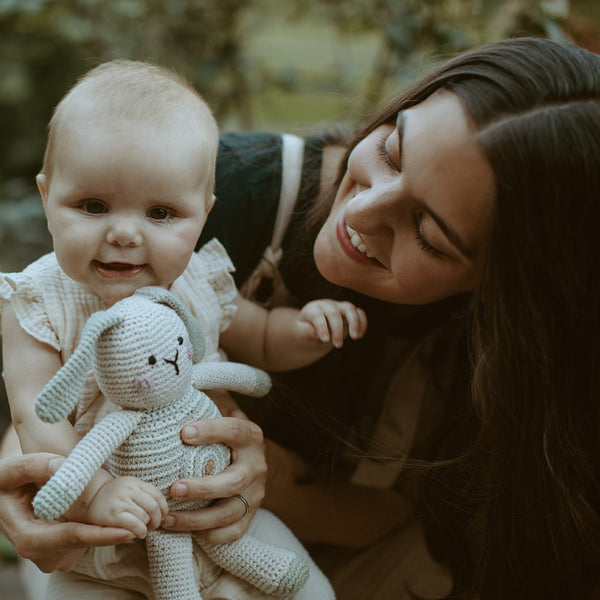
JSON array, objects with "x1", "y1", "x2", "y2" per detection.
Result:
[
  {"x1": 271, "y1": 133, "x2": 305, "y2": 253},
  {"x1": 241, "y1": 134, "x2": 304, "y2": 299}
]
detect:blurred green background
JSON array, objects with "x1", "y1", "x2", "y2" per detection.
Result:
[{"x1": 0, "y1": 0, "x2": 599, "y2": 428}]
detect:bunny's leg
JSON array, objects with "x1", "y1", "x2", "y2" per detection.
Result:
[
  {"x1": 146, "y1": 529, "x2": 203, "y2": 600},
  {"x1": 195, "y1": 534, "x2": 309, "y2": 598}
]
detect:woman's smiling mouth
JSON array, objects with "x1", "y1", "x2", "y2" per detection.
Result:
[
  {"x1": 335, "y1": 215, "x2": 381, "y2": 266},
  {"x1": 345, "y1": 224, "x2": 375, "y2": 258}
]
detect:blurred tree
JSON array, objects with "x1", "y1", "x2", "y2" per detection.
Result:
[
  {"x1": 1, "y1": 0, "x2": 594, "y2": 185},
  {"x1": 0, "y1": 0, "x2": 254, "y2": 181},
  {"x1": 296, "y1": 0, "x2": 575, "y2": 111}
]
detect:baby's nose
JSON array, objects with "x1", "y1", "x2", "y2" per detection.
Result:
[{"x1": 106, "y1": 218, "x2": 143, "y2": 247}]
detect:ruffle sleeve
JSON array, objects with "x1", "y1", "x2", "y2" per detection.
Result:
[
  {"x1": 185, "y1": 238, "x2": 239, "y2": 332},
  {"x1": 0, "y1": 261, "x2": 61, "y2": 351}
]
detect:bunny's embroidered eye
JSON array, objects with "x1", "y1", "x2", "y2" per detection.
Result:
[
  {"x1": 178, "y1": 337, "x2": 183, "y2": 345},
  {"x1": 148, "y1": 355, "x2": 157, "y2": 365}
]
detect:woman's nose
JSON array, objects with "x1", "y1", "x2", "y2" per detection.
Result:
[
  {"x1": 345, "y1": 185, "x2": 401, "y2": 235},
  {"x1": 106, "y1": 217, "x2": 143, "y2": 247}
]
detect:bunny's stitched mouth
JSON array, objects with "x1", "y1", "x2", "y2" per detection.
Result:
[{"x1": 163, "y1": 350, "x2": 180, "y2": 375}]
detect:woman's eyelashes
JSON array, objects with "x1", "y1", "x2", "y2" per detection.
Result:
[
  {"x1": 414, "y1": 213, "x2": 445, "y2": 259},
  {"x1": 377, "y1": 135, "x2": 400, "y2": 171}
]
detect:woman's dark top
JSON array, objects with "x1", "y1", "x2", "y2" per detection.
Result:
[{"x1": 198, "y1": 132, "x2": 459, "y2": 475}]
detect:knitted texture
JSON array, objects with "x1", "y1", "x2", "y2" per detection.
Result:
[{"x1": 33, "y1": 287, "x2": 309, "y2": 599}]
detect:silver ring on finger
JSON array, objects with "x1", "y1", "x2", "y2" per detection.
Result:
[{"x1": 234, "y1": 493, "x2": 250, "y2": 517}]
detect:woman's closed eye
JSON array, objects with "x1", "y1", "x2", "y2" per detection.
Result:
[
  {"x1": 414, "y1": 212, "x2": 445, "y2": 259},
  {"x1": 377, "y1": 134, "x2": 400, "y2": 172}
]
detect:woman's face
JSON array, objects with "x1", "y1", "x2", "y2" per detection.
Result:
[{"x1": 314, "y1": 90, "x2": 495, "y2": 305}]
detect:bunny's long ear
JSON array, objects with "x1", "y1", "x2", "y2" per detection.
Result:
[
  {"x1": 35, "y1": 311, "x2": 123, "y2": 423},
  {"x1": 134, "y1": 286, "x2": 206, "y2": 363}
]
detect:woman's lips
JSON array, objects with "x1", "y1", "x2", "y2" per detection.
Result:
[
  {"x1": 335, "y1": 215, "x2": 379, "y2": 265},
  {"x1": 94, "y1": 261, "x2": 145, "y2": 279}
]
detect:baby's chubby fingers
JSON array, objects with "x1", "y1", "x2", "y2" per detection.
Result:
[
  {"x1": 133, "y1": 482, "x2": 169, "y2": 530},
  {"x1": 90, "y1": 476, "x2": 168, "y2": 539},
  {"x1": 298, "y1": 301, "x2": 332, "y2": 343},
  {"x1": 341, "y1": 303, "x2": 368, "y2": 340},
  {"x1": 300, "y1": 300, "x2": 367, "y2": 348}
]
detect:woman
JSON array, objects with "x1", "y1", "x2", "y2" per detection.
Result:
[{"x1": 2, "y1": 37, "x2": 599, "y2": 599}]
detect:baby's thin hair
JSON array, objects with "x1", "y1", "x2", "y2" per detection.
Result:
[{"x1": 42, "y1": 59, "x2": 217, "y2": 178}]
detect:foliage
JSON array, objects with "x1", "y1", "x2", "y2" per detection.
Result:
[
  {"x1": 0, "y1": 0, "x2": 598, "y2": 189},
  {"x1": 0, "y1": 0, "x2": 254, "y2": 181}
]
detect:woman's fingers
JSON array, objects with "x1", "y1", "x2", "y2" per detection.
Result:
[
  {"x1": 165, "y1": 415, "x2": 267, "y2": 542},
  {"x1": 0, "y1": 453, "x2": 62, "y2": 489},
  {"x1": 181, "y1": 416, "x2": 264, "y2": 449},
  {"x1": 0, "y1": 453, "x2": 134, "y2": 572},
  {"x1": 162, "y1": 484, "x2": 260, "y2": 544},
  {"x1": 16, "y1": 521, "x2": 134, "y2": 572}
]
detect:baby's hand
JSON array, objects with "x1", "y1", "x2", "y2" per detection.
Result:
[
  {"x1": 299, "y1": 299, "x2": 367, "y2": 348},
  {"x1": 85, "y1": 476, "x2": 169, "y2": 539}
]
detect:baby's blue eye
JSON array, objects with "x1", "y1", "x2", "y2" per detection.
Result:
[
  {"x1": 82, "y1": 200, "x2": 107, "y2": 214},
  {"x1": 147, "y1": 207, "x2": 171, "y2": 221}
]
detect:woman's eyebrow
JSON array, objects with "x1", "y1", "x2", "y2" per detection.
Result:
[{"x1": 420, "y1": 200, "x2": 474, "y2": 260}]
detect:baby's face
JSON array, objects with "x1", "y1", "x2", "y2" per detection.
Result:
[{"x1": 38, "y1": 113, "x2": 215, "y2": 305}]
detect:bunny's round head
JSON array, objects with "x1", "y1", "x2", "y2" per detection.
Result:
[
  {"x1": 95, "y1": 296, "x2": 194, "y2": 410},
  {"x1": 35, "y1": 287, "x2": 206, "y2": 423}
]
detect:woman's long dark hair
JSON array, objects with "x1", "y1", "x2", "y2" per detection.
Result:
[{"x1": 303, "y1": 38, "x2": 600, "y2": 599}]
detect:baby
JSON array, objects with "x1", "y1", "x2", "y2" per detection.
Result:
[{"x1": 0, "y1": 60, "x2": 365, "y2": 598}]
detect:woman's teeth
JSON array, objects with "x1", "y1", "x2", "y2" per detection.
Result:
[{"x1": 346, "y1": 225, "x2": 374, "y2": 258}]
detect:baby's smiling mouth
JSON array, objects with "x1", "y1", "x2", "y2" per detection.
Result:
[{"x1": 94, "y1": 261, "x2": 145, "y2": 278}]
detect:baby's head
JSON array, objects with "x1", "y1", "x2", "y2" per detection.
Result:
[
  {"x1": 41, "y1": 59, "x2": 218, "y2": 191},
  {"x1": 37, "y1": 60, "x2": 219, "y2": 305}
]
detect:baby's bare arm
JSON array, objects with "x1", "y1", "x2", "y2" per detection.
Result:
[
  {"x1": 220, "y1": 295, "x2": 367, "y2": 371},
  {"x1": 2, "y1": 304, "x2": 114, "y2": 520}
]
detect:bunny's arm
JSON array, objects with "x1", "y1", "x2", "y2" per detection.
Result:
[
  {"x1": 192, "y1": 362, "x2": 271, "y2": 398},
  {"x1": 33, "y1": 410, "x2": 142, "y2": 521}
]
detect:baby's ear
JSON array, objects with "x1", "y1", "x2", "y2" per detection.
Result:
[
  {"x1": 36, "y1": 174, "x2": 48, "y2": 207},
  {"x1": 207, "y1": 194, "x2": 216, "y2": 213}
]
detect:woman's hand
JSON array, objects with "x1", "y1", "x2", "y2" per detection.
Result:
[
  {"x1": 163, "y1": 391, "x2": 267, "y2": 545},
  {"x1": 0, "y1": 452, "x2": 135, "y2": 572}
]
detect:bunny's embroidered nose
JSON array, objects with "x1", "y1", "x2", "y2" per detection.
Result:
[{"x1": 163, "y1": 350, "x2": 180, "y2": 375}]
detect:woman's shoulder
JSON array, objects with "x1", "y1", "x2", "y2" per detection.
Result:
[{"x1": 201, "y1": 133, "x2": 287, "y2": 286}]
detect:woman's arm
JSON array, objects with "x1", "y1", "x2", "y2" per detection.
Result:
[{"x1": 263, "y1": 439, "x2": 415, "y2": 548}]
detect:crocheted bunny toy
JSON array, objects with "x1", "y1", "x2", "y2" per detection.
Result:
[{"x1": 32, "y1": 286, "x2": 309, "y2": 599}]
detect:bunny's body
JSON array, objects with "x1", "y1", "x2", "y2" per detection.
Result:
[
  {"x1": 32, "y1": 287, "x2": 309, "y2": 599},
  {"x1": 107, "y1": 385, "x2": 228, "y2": 510}
]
